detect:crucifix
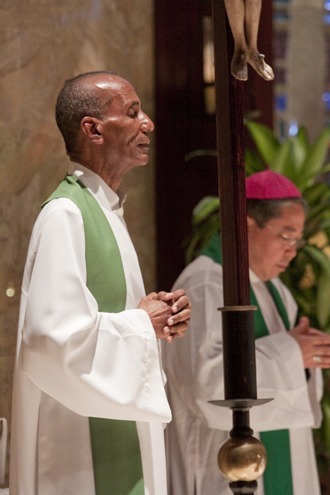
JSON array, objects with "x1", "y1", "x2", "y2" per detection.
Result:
[
  {"x1": 210, "y1": 1, "x2": 273, "y2": 493},
  {"x1": 224, "y1": 0, "x2": 274, "y2": 81}
]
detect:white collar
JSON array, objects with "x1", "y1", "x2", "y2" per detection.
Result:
[
  {"x1": 67, "y1": 163, "x2": 126, "y2": 215},
  {"x1": 249, "y1": 268, "x2": 278, "y2": 287},
  {"x1": 249, "y1": 268, "x2": 261, "y2": 284}
]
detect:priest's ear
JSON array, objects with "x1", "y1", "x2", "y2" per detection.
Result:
[{"x1": 81, "y1": 117, "x2": 103, "y2": 143}]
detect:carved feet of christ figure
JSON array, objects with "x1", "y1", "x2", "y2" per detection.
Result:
[{"x1": 224, "y1": 0, "x2": 274, "y2": 81}]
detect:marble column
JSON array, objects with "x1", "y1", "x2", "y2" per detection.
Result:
[{"x1": 287, "y1": 0, "x2": 325, "y2": 139}]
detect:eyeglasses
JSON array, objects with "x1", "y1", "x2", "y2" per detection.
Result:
[
  {"x1": 278, "y1": 233, "x2": 306, "y2": 249},
  {"x1": 267, "y1": 225, "x2": 306, "y2": 249}
]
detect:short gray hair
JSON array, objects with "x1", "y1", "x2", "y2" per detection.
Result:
[{"x1": 55, "y1": 70, "x2": 117, "y2": 154}]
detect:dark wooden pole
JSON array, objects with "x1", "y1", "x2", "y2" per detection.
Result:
[
  {"x1": 211, "y1": 0, "x2": 249, "y2": 306},
  {"x1": 210, "y1": 2, "x2": 270, "y2": 493},
  {"x1": 210, "y1": 0, "x2": 257, "y2": 402}
]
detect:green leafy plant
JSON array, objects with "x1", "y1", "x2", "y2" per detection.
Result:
[
  {"x1": 187, "y1": 121, "x2": 330, "y2": 329},
  {"x1": 245, "y1": 121, "x2": 330, "y2": 331},
  {"x1": 185, "y1": 120, "x2": 330, "y2": 473}
]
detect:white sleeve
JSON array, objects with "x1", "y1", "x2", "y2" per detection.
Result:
[
  {"x1": 19, "y1": 199, "x2": 171, "y2": 422},
  {"x1": 179, "y1": 257, "x2": 321, "y2": 432}
]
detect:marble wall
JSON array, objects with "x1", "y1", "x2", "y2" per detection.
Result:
[
  {"x1": 0, "y1": 0, "x2": 155, "y2": 485},
  {"x1": 287, "y1": 0, "x2": 326, "y2": 140}
]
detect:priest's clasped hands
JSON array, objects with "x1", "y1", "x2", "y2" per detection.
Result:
[
  {"x1": 138, "y1": 289, "x2": 191, "y2": 342},
  {"x1": 289, "y1": 315, "x2": 330, "y2": 368}
]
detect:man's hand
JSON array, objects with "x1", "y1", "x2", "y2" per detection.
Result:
[
  {"x1": 137, "y1": 292, "x2": 172, "y2": 339},
  {"x1": 289, "y1": 316, "x2": 330, "y2": 368},
  {"x1": 157, "y1": 289, "x2": 191, "y2": 342},
  {"x1": 138, "y1": 289, "x2": 191, "y2": 342}
]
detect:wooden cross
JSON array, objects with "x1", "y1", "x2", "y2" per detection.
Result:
[{"x1": 210, "y1": 1, "x2": 272, "y2": 493}]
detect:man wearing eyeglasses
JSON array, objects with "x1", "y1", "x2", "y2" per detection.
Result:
[{"x1": 163, "y1": 170, "x2": 330, "y2": 495}]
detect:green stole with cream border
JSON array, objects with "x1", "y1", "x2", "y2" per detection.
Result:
[
  {"x1": 44, "y1": 174, "x2": 144, "y2": 495},
  {"x1": 201, "y1": 234, "x2": 294, "y2": 495}
]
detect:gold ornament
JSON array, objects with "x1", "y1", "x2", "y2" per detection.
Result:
[{"x1": 218, "y1": 436, "x2": 267, "y2": 482}]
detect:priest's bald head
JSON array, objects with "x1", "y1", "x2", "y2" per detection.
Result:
[{"x1": 55, "y1": 71, "x2": 154, "y2": 191}]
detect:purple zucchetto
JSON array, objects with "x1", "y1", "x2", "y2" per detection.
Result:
[{"x1": 246, "y1": 170, "x2": 302, "y2": 200}]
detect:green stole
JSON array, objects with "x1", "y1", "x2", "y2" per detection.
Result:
[
  {"x1": 201, "y1": 235, "x2": 294, "y2": 495},
  {"x1": 44, "y1": 175, "x2": 144, "y2": 495}
]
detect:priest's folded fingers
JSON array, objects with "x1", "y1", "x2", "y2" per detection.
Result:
[
  {"x1": 168, "y1": 320, "x2": 189, "y2": 339},
  {"x1": 167, "y1": 307, "x2": 191, "y2": 327}
]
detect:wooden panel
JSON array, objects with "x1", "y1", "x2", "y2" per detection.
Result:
[{"x1": 155, "y1": 0, "x2": 274, "y2": 290}]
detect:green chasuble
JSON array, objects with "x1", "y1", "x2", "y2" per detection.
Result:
[
  {"x1": 201, "y1": 234, "x2": 294, "y2": 495},
  {"x1": 44, "y1": 175, "x2": 144, "y2": 495}
]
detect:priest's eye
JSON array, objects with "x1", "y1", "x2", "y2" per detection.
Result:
[
  {"x1": 278, "y1": 233, "x2": 306, "y2": 249},
  {"x1": 127, "y1": 105, "x2": 139, "y2": 118}
]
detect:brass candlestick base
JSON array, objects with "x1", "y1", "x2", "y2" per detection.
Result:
[
  {"x1": 210, "y1": 403, "x2": 271, "y2": 494},
  {"x1": 218, "y1": 435, "x2": 266, "y2": 482}
]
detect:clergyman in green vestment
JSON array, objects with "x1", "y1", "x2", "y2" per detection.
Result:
[
  {"x1": 10, "y1": 71, "x2": 191, "y2": 495},
  {"x1": 163, "y1": 170, "x2": 330, "y2": 495}
]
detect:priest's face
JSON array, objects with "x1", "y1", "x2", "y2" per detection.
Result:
[
  {"x1": 247, "y1": 203, "x2": 305, "y2": 281},
  {"x1": 98, "y1": 76, "x2": 154, "y2": 172},
  {"x1": 78, "y1": 73, "x2": 154, "y2": 189}
]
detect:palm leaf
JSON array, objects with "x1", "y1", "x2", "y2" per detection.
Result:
[
  {"x1": 191, "y1": 196, "x2": 219, "y2": 225},
  {"x1": 272, "y1": 140, "x2": 296, "y2": 178},
  {"x1": 184, "y1": 149, "x2": 218, "y2": 162},
  {"x1": 316, "y1": 272, "x2": 330, "y2": 328},
  {"x1": 245, "y1": 120, "x2": 280, "y2": 164},
  {"x1": 298, "y1": 128, "x2": 330, "y2": 184}
]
